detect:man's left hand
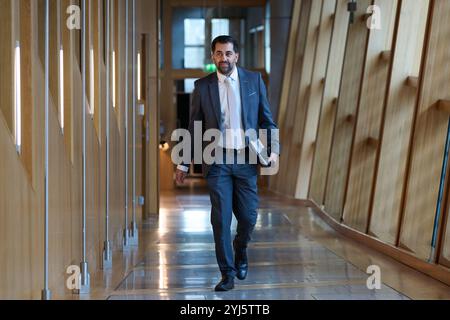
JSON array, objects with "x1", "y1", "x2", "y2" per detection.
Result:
[{"x1": 268, "y1": 153, "x2": 279, "y2": 166}]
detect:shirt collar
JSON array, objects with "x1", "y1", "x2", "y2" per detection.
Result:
[{"x1": 217, "y1": 66, "x2": 238, "y2": 83}]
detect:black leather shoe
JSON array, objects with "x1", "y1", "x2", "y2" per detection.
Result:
[
  {"x1": 214, "y1": 276, "x2": 235, "y2": 291},
  {"x1": 233, "y1": 240, "x2": 248, "y2": 280},
  {"x1": 236, "y1": 263, "x2": 248, "y2": 280}
]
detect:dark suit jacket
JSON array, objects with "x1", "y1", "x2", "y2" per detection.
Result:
[{"x1": 181, "y1": 67, "x2": 280, "y2": 177}]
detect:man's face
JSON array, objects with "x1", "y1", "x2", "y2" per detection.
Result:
[{"x1": 212, "y1": 42, "x2": 239, "y2": 76}]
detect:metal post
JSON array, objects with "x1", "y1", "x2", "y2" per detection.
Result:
[
  {"x1": 41, "y1": 0, "x2": 51, "y2": 301},
  {"x1": 75, "y1": 0, "x2": 90, "y2": 294},
  {"x1": 130, "y1": 0, "x2": 138, "y2": 245},
  {"x1": 123, "y1": 0, "x2": 131, "y2": 249},
  {"x1": 102, "y1": 0, "x2": 112, "y2": 269}
]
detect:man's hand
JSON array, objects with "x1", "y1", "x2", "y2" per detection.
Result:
[
  {"x1": 267, "y1": 153, "x2": 279, "y2": 167},
  {"x1": 176, "y1": 169, "x2": 188, "y2": 184}
]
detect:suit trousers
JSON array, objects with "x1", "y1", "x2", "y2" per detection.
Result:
[{"x1": 205, "y1": 147, "x2": 259, "y2": 277}]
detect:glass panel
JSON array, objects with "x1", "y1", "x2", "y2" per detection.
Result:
[
  {"x1": 184, "y1": 79, "x2": 197, "y2": 94},
  {"x1": 211, "y1": 18, "x2": 229, "y2": 41},
  {"x1": 171, "y1": 7, "x2": 263, "y2": 70},
  {"x1": 184, "y1": 47, "x2": 204, "y2": 69},
  {"x1": 184, "y1": 18, "x2": 205, "y2": 45}
]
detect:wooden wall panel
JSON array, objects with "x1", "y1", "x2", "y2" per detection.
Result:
[
  {"x1": 370, "y1": 0, "x2": 430, "y2": 245},
  {"x1": 0, "y1": 0, "x2": 13, "y2": 133},
  {"x1": 308, "y1": 0, "x2": 348, "y2": 205},
  {"x1": 114, "y1": 0, "x2": 121, "y2": 128},
  {"x1": 62, "y1": 0, "x2": 74, "y2": 163},
  {"x1": 141, "y1": 0, "x2": 160, "y2": 217},
  {"x1": 342, "y1": 0, "x2": 398, "y2": 232},
  {"x1": 272, "y1": 0, "x2": 450, "y2": 281},
  {"x1": 20, "y1": 0, "x2": 34, "y2": 181},
  {"x1": 274, "y1": 0, "x2": 301, "y2": 141},
  {"x1": 274, "y1": 0, "x2": 310, "y2": 194},
  {"x1": 324, "y1": 0, "x2": 371, "y2": 221},
  {"x1": 49, "y1": 0, "x2": 58, "y2": 111},
  {"x1": 159, "y1": 0, "x2": 174, "y2": 191},
  {"x1": 93, "y1": 0, "x2": 101, "y2": 140},
  {"x1": 0, "y1": 0, "x2": 157, "y2": 298},
  {"x1": 271, "y1": 0, "x2": 301, "y2": 192},
  {"x1": 400, "y1": 0, "x2": 450, "y2": 261},
  {"x1": 110, "y1": 0, "x2": 125, "y2": 245},
  {"x1": 294, "y1": 0, "x2": 336, "y2": 199},
  {"x1": 0, "y1": 110, "x2": 36, "y2": 298},
  {"x1": 285, "y1": 0, "x2": 322, "y2": 196}
]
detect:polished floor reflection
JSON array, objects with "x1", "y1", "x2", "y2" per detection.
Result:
[{"x1": 101, "y1": 188, "x2": 450, "y2": 300}]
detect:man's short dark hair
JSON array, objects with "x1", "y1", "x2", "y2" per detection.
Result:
[{"x1": 211, "y1": 35, "x2": 239, "y2": 53}]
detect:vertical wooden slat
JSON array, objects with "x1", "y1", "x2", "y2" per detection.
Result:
[
  {"x1": 270, "y1": 0, "x2": 301, "y2": 191},
  {"x1": 342, "y1": 0, "x2": 398, "y2": 233},
  {"x1": 294, "y1": 0, "x2": 336, "y2": 199},
  {"x1": 370, "y1": 0, "x2": 430, "y2": 244},
  {"x1": 140, "y1": 0, "x2": 159, "y2": 217},
  {"x1": 20, "y1": 0, "x2": 33, "y2": 180},
  {"x1": 309, "y1": 0, "x2": 349, "y2": 205},
  {"x1": 400, "y1": 0, "x2": 450, "y2": 260},
  {"x1": 93, "y1": 0, "x2": 101, "y2": 140},
  {"x1": 159, "y1": 0, "x2": 174, "y2": 191},
  {"x1": 275, "y1": 0, "x2": 311, "y2": 194},
  {"x1": 62, "y1": 0, "x2": 74, "y2": 163},
  {"x1": 285, "y1": 0, "x2": 322, "y2": 196},
  {"x1": 49, "y1": 0, "x2": 59, "y2": 113},
  {"x1": 114, "y1": 0, "x2": 121, "y2": 126},
  {"x1": 324, "y1": 0, "x2": 371, "y2": 221},
  {"x1": 276, "y1": 0, "x2": 302, "y2": 132}
]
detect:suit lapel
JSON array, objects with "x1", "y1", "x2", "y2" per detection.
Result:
[
  {"x1": 208, "y1": 73, "x2": 223, "y2": 131},
  {"x1": 238, "y1": 67, "x2": 248, "y2": 131}
]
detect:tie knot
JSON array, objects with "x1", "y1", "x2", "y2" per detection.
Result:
[{"x1": 224, "y1": 77, "x2": 232, "y2": 85}]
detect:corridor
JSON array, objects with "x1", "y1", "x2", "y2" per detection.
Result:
[
  {"x1": 2, "y1": 0, "x2": 450, "y2": 300},
  {"x1": 90, "y1": 190, "x2": 448, "y2": 300}
]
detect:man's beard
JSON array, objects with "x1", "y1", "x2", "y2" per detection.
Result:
[{"x1": 218, "y1": 62, "x2": 233, "y2": 75}]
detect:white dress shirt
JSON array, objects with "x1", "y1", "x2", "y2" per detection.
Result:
[{"x1": 217, "y1": 67, "x2": 245, "y2": 150}]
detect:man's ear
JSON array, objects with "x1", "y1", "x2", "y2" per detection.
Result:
[{"x1": 235, "y1": 53, "x2": 239, "y2": 63}]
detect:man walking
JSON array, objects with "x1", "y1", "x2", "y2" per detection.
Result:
[{"x1": 175, "y1": 35, "x2": 280, "y2": 291}]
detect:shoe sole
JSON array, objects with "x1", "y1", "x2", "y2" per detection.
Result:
[{"x1": 214, "y1": 286, "x2": 234, "y2": 292}]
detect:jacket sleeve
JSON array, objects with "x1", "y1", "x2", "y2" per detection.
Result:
[{"x1": 258, "y1": 73, "x2": 280, "y2": 155}]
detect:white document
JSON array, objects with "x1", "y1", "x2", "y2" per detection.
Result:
[{"x1": 249, "y1": 139, "x2": 270, "y2": 167}]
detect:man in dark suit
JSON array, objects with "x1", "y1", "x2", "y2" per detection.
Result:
[{"x1": 175, "y1": 35, "x2": 280, "y2": 291}]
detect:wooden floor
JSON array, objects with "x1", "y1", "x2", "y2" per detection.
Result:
[{"x1": 61, "y1": 188, "x2": 450, "y2": 300}]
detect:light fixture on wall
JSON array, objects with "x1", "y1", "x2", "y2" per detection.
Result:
[
  {"x1": 348, "y1": 0, "x2": 357, "y2": 24},
  {"x1": 112, "y1": 50, "x2": 116, "y2": 108},
  {"x1": 137, "y1": 52, "x2": 142, "y2": 100},
  {"x1": 14, "y1": 41, "x2": 21, "y2": 154},
  {"x1": 59, "y1": 47, "x2": 64, "y2": 131},
  {"x1": 89, "y1": 47, "x2": 95, "y2": 116},
  {"x1": 137, "y1": 51, "x2": 145, "y2": 116},
  {"x1": 159, "y1": 140, "x2": 169, "y2": 152}
]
